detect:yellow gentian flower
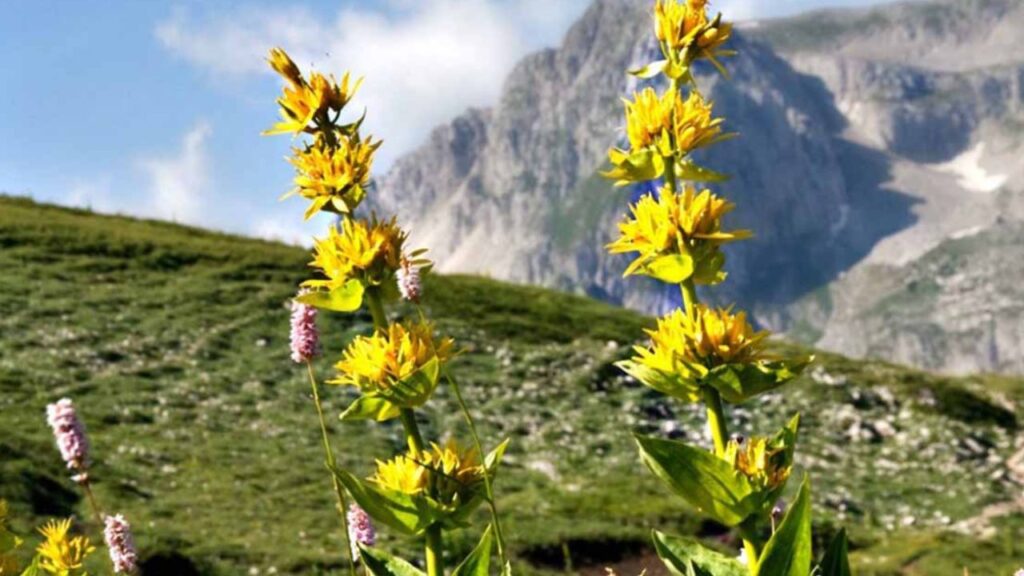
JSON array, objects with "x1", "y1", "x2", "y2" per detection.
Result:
[
  {"x1": 288, "y1": 136, "x2": 381, "y2": 219},
  {"x1": 36, "y1": 519, "x2": 94, "y2": 575},
  {"x1": 654, "y1": 0, "x2": 733, "y2": 66},
  {"x1": 267, "y1": 47, "x2": 302, "y2": 86},
  {"x1": 608, "y1": 184, "x2": 751, "y2": 278},
  {"x1": 623, "y1": 87, "x2": 726, "y2": 158},
  {"x1": 373, "y1": 453, "x2": 430, "y2": 494},
  {"x1": 373, "y1": 440, "x2": 484, "y2": 505},
  {"x1": 332, "y1": 321, "x2": 454, "y2": 394},
  {"x1": 722, "y1": 436, "x2": 792, "y2": 491},
  {"x1": 655, "y1": 0, "x2": 709, "y2": 54},
  {"x1": 632, "y1": 306, "x2": 768, "y2": 375},
  {"x1": 263, "y1": 48, "x2": 363, "y2": 136},
  {"x1": 304, "y1": 217, "x2": 406, "y2": 291}
]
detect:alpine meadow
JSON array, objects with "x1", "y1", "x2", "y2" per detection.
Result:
[{"x1": 2, "y1": 1, "x2": 1024, "y2": 576}]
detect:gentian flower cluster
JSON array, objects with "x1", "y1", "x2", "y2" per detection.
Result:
[{"x1": 266, "y1": 48, "x2": 509, "y2": 576}]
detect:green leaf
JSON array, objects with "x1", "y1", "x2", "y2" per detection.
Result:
[
  {"x1": 645, "y1": 253, "x2": 695, "y2": 284},
  {"x1": 616, "y1": 360, "x2": 701, "y2": 402},
  {"x1": 603, "y1": 149, "x2": 665, "y2": 186},
  {"x1": 757, "y1": 476, "x2": 812, "y2": 576},
  {"x1": 296, "y1": 280, "x2": 365, "y2": 313},
  {"x1": 818, "y1": 528, "x2": 851, "y2": 576},
  {"x1": 634, "y1": 434, "x2": 757, "y2": 526},
  {"x1": 704, "y1": 357, "x2": 810, "y2": 404},
  {"x1": 332, "y1": 467, "x2": 439, "y2": 536},
  {"x1": 675, "y1": 160, "x2": 730, "y2": 183},
  {"x1": 629, "y1": 60, "x2": 668, "y2": 79},
  {"x1": 340, "y1": 394, "x2": 401, "y2": 422},
  {"x1": 691, "y1": 249, "x2": 727, "y2": 286},
  {"x1": 359, "y1": 544, "x2": 427, "y2": 576},
  {"x1": 378, "y1": 357, "x2": 441, "y2": 408},
  {"x1": 484, "y1": 438, "x2": 511, "y2": 472},
  {"x1": 652, "y1": 531, "x2": 746, "y2": 576},
  {"x1": 452, "y1": 524, "x2": 494, "y2": 576}
]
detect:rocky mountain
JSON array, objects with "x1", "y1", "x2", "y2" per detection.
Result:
[{"x1": 374, "y1": 0, "x2": 1024, "y2": 375}]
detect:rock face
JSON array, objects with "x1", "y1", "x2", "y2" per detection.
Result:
[
  {"x1": 750, "y1": 0, "x2": 1024, "y2": 374},
  {"x1": 376, "y1": 0, "x2": 1024, "y2": 374}
]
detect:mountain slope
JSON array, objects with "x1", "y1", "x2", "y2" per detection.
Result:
[
  {"x1": 374, "y1": 0, "x2": 1024, "y2": 374},
  {"x1": 747, "y1": 0, "x2": 1024, "y2": 373},
  {"x1": 1, "y1": 197, "x2": 1023, "y2": 575},
  {"x1": 374, "y1": 0, "x2": 857, "y2": 313}
]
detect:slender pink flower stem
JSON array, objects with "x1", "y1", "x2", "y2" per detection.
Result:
[
  {"x1": 306, "y1": 361, "x2": 358, "y2": 576},
  {"x1": 80, "y1": 479, "x2": 104, "y2": 526}
]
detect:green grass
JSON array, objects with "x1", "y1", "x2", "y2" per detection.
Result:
[{"x1": 0, "y1": 196, "x2": 1021, "y2": 575}]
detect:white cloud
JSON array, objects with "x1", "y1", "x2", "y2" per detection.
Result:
[
  {"x1": 137, "y1": 122, "x2": 212, "y2": 224},
  {"x1": 155, "y1": 0, "x2": 589, "y2": 168}
]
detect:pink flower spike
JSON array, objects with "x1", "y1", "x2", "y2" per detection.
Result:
[
  {"x1": 289, "y1": 293, "x2": 320, "y2": 364},
  {"x1": 103, "y1": 514, "x2": 139, "y2": 574},
  {"x1": 45, "y1": 398, "x2": 91, "y2": 476},
  {"x1": 397, "y1": 263, "x2": 422, "y2": 302},
  {"x1": 347, "y1": 504, "x2": 376, "y2": 561}
]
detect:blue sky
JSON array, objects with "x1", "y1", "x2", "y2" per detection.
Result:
[{"x1": 2, "y1": 0, "x2": 892, "y2": 244}]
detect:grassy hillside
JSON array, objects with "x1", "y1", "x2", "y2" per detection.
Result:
[{"x1": 1, "y1": 196, "x2": 1022, "y2": 575}]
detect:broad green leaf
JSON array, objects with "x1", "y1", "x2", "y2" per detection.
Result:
[
  {"x1": 378, "y1": 357, "x2": 441, "y2": 408},
  {"x1": 616, "y1": 360, "x2": 701, "y2": 402},
  {"x1": 652, "y1": 531, "x2": 746, "y2": 576},
  {"x1": 296, "y1": 280, "x2": 365, "y2": 313},
  {"x1": 451, "y1": 524, "x2": 494, "y2": 576},
  {"x1": 359, "y1": 544, "x2": 426, "y2": 576},
  {"x1": 691, "y1": 250, "x2": 727, "y2": 286},
  {"x1": 675, "y1": 160, "x2": 730, "y2": 183},
  {"x1": 635, "y1": 434, "x2": 757, "y2": 526},
  {"x1": 333, "y1": 467, "x2": 439, "y2": 536},
  {"x1": 704, "y1": 357, "x2": 810, "y2": 404},
  {"x1": 340, "y1": 394, "x2": 401, "y2": 422},
  {"x1": 818, "y1": 528, "x2": 851, "y2": 576},
  {"x1": 646, "y1": 253, "x2": 695, "y2": 284},
  {"x1": 757, "y1": 476, "x2": 812, "y2": 576},
  {"x1": 629, "y1": 60, "x2": 668, "y2": 79}
]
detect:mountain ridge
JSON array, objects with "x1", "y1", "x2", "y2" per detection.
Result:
[{"x1": 374, "y1": 0, "x2": 1024, "y2": 375}]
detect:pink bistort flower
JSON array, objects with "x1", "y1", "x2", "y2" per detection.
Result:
[
  {"x1": 103, "y1": 514, "x2": 138, "y2": 574},
  {"x1": 289, "y1": 294, "x2": 320, "y2": 363},
  {"x1": 45, "y1": 398, "x2": 90, "y2": 481},
  {"x1": 347, "y1": 504, "x2": 376, "y2": 560}
]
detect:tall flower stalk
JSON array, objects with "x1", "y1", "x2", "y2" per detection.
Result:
[
  {"x1": 604, "y1": 1, "x2": 849, "y2": 574},
  {"x1": 266, "y1": 48, "x2": 509, "y2": 576},
  {"x1": 43, "y1": 398, "x2": 139, "y2": 574}
]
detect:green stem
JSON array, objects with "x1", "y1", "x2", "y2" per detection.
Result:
[
  {"x1": 80, "y1": 479, "x2": 104, "y2": 527},
  {"x1": 366, "y1": 288, "x2": 388, "y2": 329},
  {"x1": 702, "y1": 386, "x2": 729, "y2": 457},
  {"x1": 307, "y1": 362, "x2": 358, "y2": 576},
  {"x1": 425, "y1": 524, "x2": 445, "y2": 576},
  {"x1": 679, "y1": 279, "x2": 698, "y2": 316},
  {"x1": 663, "y1": 154, "x2": 677, "y2": 194},
  {"x1": 399, "y1": 408, "x2": 426, "y2": 453},
  {"x1": 365, "y1": 288, "x2": 440, "y2": 572},
  {"x1": 446, "y1": 373, "x2": 510, "y2": 571}
]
